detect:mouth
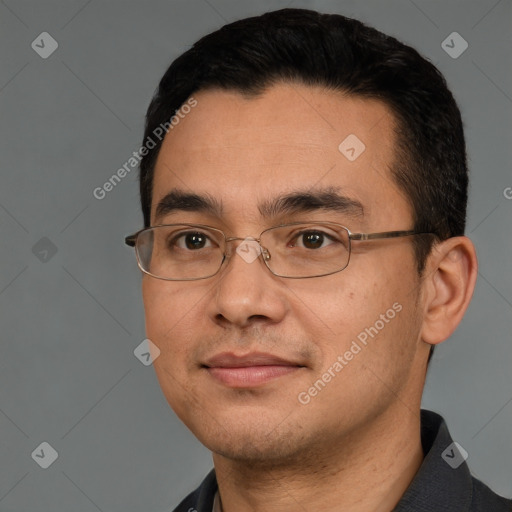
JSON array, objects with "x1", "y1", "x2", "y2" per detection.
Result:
[{"x1": 202, "y1": 352, "x2": 306, "y2": 388}]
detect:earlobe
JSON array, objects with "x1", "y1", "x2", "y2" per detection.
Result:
[{"x1": 420, "y1": 236, "x2": 478, "y2": 346}]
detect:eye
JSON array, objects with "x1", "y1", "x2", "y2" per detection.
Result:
[
  {"x1": 172, "y1": 231, "x2": 213, "y2": 250},
  {"x1": 291, "y1": 230, "x2": 337, "y2": 250}
]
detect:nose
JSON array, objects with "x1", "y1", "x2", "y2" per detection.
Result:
[{"x1": 207, "y1": 238, "x2": 288, "y2": 329}]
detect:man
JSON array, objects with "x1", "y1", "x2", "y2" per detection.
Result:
[{"x1": 125, "y1": 8, "x2": 511, "y2": 512}]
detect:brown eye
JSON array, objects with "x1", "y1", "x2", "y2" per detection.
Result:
[
  {"x1": 173, "y1": 231, "x2": 212, "y2": 250},
  {"x1": 301, "y1": 231, "x2": 325, "y2": 249}
]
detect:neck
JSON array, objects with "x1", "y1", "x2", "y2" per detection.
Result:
[{"x1": 212, "y1": 405, "x2": 424, "y2": 512}]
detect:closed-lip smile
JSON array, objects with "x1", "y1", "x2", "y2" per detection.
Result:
[{"x1": 203, "y1": 352, "x2": 305, "y2": 387}]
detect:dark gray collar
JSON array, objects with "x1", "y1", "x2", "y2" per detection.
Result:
[{"x1": 392, "y1": 409, "x2": 473, "y2": 511}]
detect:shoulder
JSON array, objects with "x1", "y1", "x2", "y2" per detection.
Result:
[
  {"x1": 394, "y1": 410, "x2": 511, "y2": 511},
  {"x1": 172, "y1": 469, "x2": 217, "y2": 512},
  {"x1": 470, "y1": 477, "x2": 512, "y2": 512}
]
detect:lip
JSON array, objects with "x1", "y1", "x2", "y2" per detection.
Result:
[{"x1": 203, "y1": 352, "x2": 305, "y2": 388}]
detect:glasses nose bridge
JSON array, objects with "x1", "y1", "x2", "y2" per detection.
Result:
[
  {"x1": 224, "y1": 235, "x2": 263, "y2": 249},
  {"x1": 223, "y1": 235, "x2": 271, "y2": 260},
  {"x1": 225, "y1": 235, "x2": 260, "y2": 242}
]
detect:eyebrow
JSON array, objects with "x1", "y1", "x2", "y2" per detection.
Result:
[
  {"x1": 154, "y1": 190, "x2": 223, "y2": 222},
  {"x1": 258, "y1": 188, "x2": 364, "y2": 219},
  {"x1": 153, "y1": 187, "x2": 364, "y2": 223}
]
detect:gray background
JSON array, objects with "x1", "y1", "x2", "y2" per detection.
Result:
[{"x1": 0, "y1": 0, "x2": 510, "y2": 510}]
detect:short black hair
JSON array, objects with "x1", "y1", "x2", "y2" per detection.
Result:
[{"x1": 139, "y1": 7, "x2": 468, "y2": 278}]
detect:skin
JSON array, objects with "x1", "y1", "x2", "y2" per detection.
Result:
[{"x1": 141, "y1": 83, "x2": 478, "y2": 512}]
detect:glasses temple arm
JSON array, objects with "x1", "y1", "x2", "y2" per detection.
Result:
[
  {"x1": 349, "y1": 230, "x2": 423, "y2": 241},
  {"x1": 125, "y1": 235, "x2": 137, "y2": 247}
]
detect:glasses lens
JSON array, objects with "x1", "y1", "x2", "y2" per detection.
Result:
[
  {"x1": 261, "y1": 223, "x2": 350, "y2": 278},
  {"x1": 136, "y1": 225, "x2": 225, "y2": 280}
]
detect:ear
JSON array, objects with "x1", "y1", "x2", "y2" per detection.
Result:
[{"x1": 420, "y1": 236, "x2": 478, "y2": 346}]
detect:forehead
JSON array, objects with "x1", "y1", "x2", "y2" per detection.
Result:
[{"x1": 151, "y1": 83, "x2": 411, "y2": 228}]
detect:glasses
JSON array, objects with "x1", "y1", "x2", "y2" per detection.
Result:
[{"x1": 125, "y1": 222, "x2": 429, "y2": 280}]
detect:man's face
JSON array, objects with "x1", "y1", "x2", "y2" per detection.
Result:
[{"x1": 142, "y1": 83, "x2": 429, "y2": 462}]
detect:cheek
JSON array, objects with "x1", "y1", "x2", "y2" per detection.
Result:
[
  {"x1": 143, "y1": 279, "x2": 197, "y2": 325},
  {"x1": 142, "y1": 279, "x2": 168, "y2": 338},
  {"x1": 293, "y1": 273, "x2": 386, "y2": 330},
  {"x1": 142, "y1": 280, "x2": 199, "y2": 360},
  {"x1": 341, "y1": 263, "x2": 421, "y2": 368},
  {"x1": 142, "y1": 280, "x2": 201, "y2": 416},
  {"x1": 305, "y1": 262, "x2": 416, "y2": 359}
]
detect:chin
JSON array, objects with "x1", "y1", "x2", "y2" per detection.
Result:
[
  {"x1": 205, "y1": 431, "x2": 307, "y2": 465},
  {"x1": 183, "y1": 408, "x2": 322, "y2": 466}
]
